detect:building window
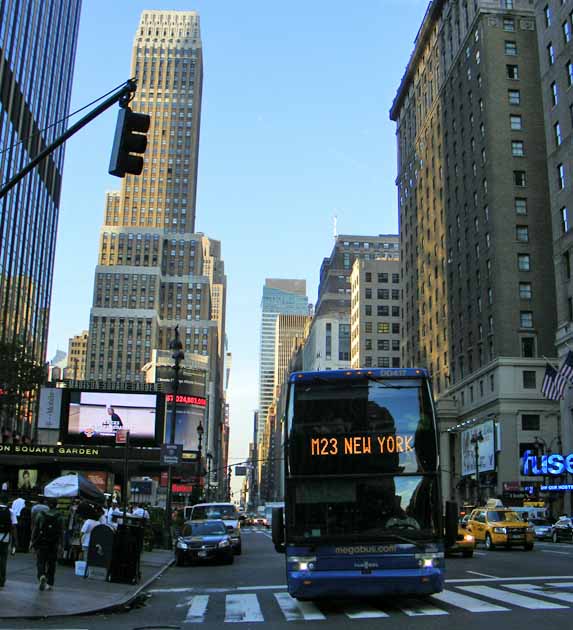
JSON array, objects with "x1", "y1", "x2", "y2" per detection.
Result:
[
  {"x1": 392, "y1": 273, "x2": 400, "y2": 283},
  {"x1": 392, "y1": 305, "x2": 400, "y2": 317},
  {"x1": 365, "y1": 304, "x2": 372, "y2": 316},
  {"x1": 564, "y1": 20, "x2": 572, "y2": 43},
  {"x1": 365, "y1": 288, "x2": 372, "y2": 299},
  {"x1": 544, "y1": 4, "x2": 551, "y2": 27},
  {"x1": 520, "y1": 311, "x2": 534, "y2": 328},
  {"x1": 365, "y1": 321, "x2": 373, "y2": 333},
  {"x1": 504, "y1": 0, "x2": 514, "y2": 9},
  {"x1": 505, "y1": 41, "x2": 517, "y2": 55},
  {"x1": 508, "y1": 89, "x2": 520, "y2": 105},
  {"x1": 563, "y1": 250, "x2": 571, "y2": 279},
  {"x1": 365, "y1": 356, "x2": 372, "y2": 367},
  {"x1": 515, "y1": 197, "x2": 527, "y2": 215},
  {"x1": 378, "y1": 339, "x2": 389, "y2": 351},
  {"x1": 378, "y1": 305, "x2": 389, "y2": 317},
  {"x1": 510, "y1": 114, "x2": 522, "y2": 130},
  {"x1": 365, "y1": 338, "x2": 372, "y2": 351},
  {"x1": 365, "y1": 272, "x2": 372, "y2": 282},
  {"x1": 506, "y1": 64, "x2": 519, "y2": 79},
  {"x1": 551, "y1": 81, "x2": 559, "y2": 106},
  {"x1": 521, "y1": 337, "x2": 535, "y2": 357},
  {"x1": 567, "y1": 61, "x2": 573, "y2": 87},
  {"x1": 555, "y1": 122, "x2": 562, "y2": 146},
  {"x1": 548, "y1": 43, "x2": 555, "y2": 65},
  {"x1": 562, "y1": 207, "x2": 570, "y2": 233},
  {"x1": 519, "y1": 282, "x2": 532, "y2": 299},
  {"x1": 558, "y1": 163, "x2": 566, "y2": 189},
  {"x1": 511, "y1": 140, "x2": 524, "y2": 156},
  {"x1": 392, "y1": 357, "x2": 400, "y2": 368},
  {"x1": 392, "y1": 323, "x2": 400, "y2": 334},
  {"x1": 523, "y1": 370, "x2": 536, "y2": 389},
  {"x1": 392, "y1": 339, "x2": 400, "y2": 351},
  {"x1": 378, "y1": 272, "x2": 388, "y2": 283},
  {"x1": 514, "y1": 170, "x2": 526, "y2": 187},
  {"x1": 325, "y1": 323, "x2": 332, "y2": 360},
  {"x1": 518, "y1": 254, "x2": 531, "y2": 271},
  {"x1": 522, "y1": 414, "x2": 540, "y2": 430},
  {"x1": 378, "y1": 322, "x2": 390, "y2": 334},
  {"x1": 503, "y1": 17, "x2": 515, "y2": 32},
  {"x1": 516, "y1": 225, "x2": 529, "y2": 242}
]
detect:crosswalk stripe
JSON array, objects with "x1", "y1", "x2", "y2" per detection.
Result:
[
  {"x1": 458, "y1": 585, "x2": 567, "y2": 609},
  {"x1": 185, "y1": 595, "x2": 209, "y2": 623},
  {"x1": 399, "y1": 598, "x2": 449, "y2": 616},
  {"x1": 505, "y1": 583, "x2": 573, "y2": 604},
  {"x1": 343, "y1": 602, "x2": 390, "y2": 619},
  {"x1": 274, "y1": 593, "x2": 326, "y2": 621},
  {"x1": 432, "y1": 589, "x2": 509, "y2": 612},
  {"x1": 225, "y1": 593, "x2": 264, "y2": 623}
]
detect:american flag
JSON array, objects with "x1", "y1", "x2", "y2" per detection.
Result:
[
  {"x1": 541, "y1": 363, "x2": 567, "y2": 401},
  {"x1": 556, "y1": 350, "x2": 573, "y2": 386}
]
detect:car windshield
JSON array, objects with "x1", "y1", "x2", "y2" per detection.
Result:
[
  {"x1": 192, "y1": 505, "x2": 237, "y2": 520},
  {"x1": 183, "y1": 522, "x2": 226, "y2": 536},
  {"x1": 488, "y1": 511, "x2": 521, "y2": 522}
]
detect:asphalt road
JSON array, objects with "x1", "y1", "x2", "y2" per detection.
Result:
[{"x1": 3, "y1": 530, "x2": 573, "y2": 629}]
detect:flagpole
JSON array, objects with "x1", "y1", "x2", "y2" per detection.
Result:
[{"x1": 542, "y1": 356, "x2": 560, "y2": 371}]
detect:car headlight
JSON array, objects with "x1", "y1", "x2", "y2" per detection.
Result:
[
  {"x1": 464, "y1": 534, "x2": 474, "y2": 542},
  {"x1": 493, "y1": 527, "x2": 507, "y2": 534},
  {"x1": 177, "y1": 540, "x2": 188, "y2": 550},
  {"x1": 290, "y1": 555, "x2": 316, "y2": 571},
  {"x1": 526, "y1": 527, "x2": 534, "y2": 533},
  {"x1": 218, "y1": 539, "x2": 230, "y2": 548}
]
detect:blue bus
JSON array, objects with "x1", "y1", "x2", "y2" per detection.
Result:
[{"x1": 272, "y1": 368, "x2": 453, "y2": 600}]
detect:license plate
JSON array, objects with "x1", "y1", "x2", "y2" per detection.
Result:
[{"x1": 198, "y1": 550, "x2": 207, "y2": 558}]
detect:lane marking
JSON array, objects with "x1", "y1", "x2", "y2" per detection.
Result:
[
  {"x1": 343, "y1": 602, "x2": 390, "y2": 619},
  {"x1": 237, "y1": 584, "x2": 287, "y2": 591},
  {"x1": 458, "y1": 585, "x2": 567, "y2": 609},
  {"x1": 540, "y1": 550, "x2": 572, "y2": 556},
  {"x1": 446, "y1": 575, "x2": 573, "y2": 584},
  {"x1": 399, "y1": 598, "x2": 448, "y2": 616},
  {"x1": 184, "y1": 594, "x2": 209, "y2": 623},
  {"x1": 505, "y1": 583, "x2": 573, "y2": 604},
  {"x1": 467, "y1": 570, "x2": 499, "y2": 579},
  {"x1": 274, "y1": 592, "x2": 326, "y2": 621},
  {"x1": 432, "y1": 589, "x2": 509, "y2": 613},
  {"x1": 225, "y1": 593, "x2": 264, "y2": 623}
]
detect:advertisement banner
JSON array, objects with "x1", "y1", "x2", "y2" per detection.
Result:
[
  {"x1": 38, "y1": 388, "x2": 62, "y2": 429},
  {"x1": 461, "y1": 420, "x2": 496, "y2": 477}
]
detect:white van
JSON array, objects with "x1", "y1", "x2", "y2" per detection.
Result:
[{"x1": 185, "y1": 502, "x2": 242, "y2": 554}]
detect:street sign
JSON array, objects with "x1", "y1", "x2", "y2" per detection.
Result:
[
  {"x1": 116, "y1": 429, "x2": 129, "y2": 444},
  {"x1": 234, "y1": 466, "x2": 247, "y2": 476},
  {"x1": 161, "y1": 443, "x2": 182, "y2": 466}
]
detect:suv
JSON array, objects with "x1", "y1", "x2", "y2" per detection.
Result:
[
  {"x1": 185, "y1": 503, "x2": 242, "y2": 554},
  {"x1": 467, "y1": 506, "x2": 534, "y2": 551}
]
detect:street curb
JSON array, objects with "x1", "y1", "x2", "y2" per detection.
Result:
[{"x1": 0, "y1": 556, "x2": 175, "y2": 620}]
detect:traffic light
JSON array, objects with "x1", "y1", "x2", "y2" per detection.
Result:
[{"x1": 109, "y1": 106, "x2": 150, "y2": 177}]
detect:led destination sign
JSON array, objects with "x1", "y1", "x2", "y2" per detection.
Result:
[
  {"x1": 522, "y1": 450, "x2": 573, "y2": 476},
  {"x1": 310, "y1": 435, "x2": 414, "y2": 456}
]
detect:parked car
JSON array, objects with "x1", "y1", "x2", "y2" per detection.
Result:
[
  {"x1": 530, "y1": 518, "x2": 553, "y2": 541},
  {"x1": 446, "y1": 526, "x2": 475, "y2": 558},
  {"x1": 175, "y1": 519, "x2": 234, "y2": 566},
  {"x1": 467, "y1": 505, "x2": 534, "y2": 550},
  {"x1": 551, "y1": 516, "x2": 573, "y2": 543}
]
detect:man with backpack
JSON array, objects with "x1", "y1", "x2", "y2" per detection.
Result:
[
  {"x1": 0, "y1": 493, "x2": 17, "y2": 588},
  {"x1": 31, "y1": 497, "x2": 63, "y2": 591}
]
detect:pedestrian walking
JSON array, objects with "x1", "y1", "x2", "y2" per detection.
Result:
[
  {"x1": 31, "y1": 498, "x2": 63, "y2": 591},
  {"x1": 0, "y1": 493, "x2": 17, "y2": 588}
]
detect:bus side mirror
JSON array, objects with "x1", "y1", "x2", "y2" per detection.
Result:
[
  {"x1": 445, "y1": 501, "x2": 458, "y2": 548},
  {"x1": 272, "y1": 507, "x2": 285, "y2": 553}
]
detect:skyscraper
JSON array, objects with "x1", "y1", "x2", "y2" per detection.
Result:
[
  {"x1": 0, "y1": 1, "x2": 82, "y2": 432},
  {"x1": 258, "y1": 279, "x2": 308, "y2": 444},
  {"x1": 87, "y1": 10, "x2": 206, "y2": 384},
  {"x1": 391, "y1": 0, "x2": 559, "y2": 504}
]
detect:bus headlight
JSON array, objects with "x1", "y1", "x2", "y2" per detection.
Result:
[
  {"x1": 290, "y1": 556, "x2": 316, "y2": 571},
  {"x1": 415, "y1": 552, "x2": 443, "y2": 568}
]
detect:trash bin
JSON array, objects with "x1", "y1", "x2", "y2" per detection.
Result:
[{"x1": 109, "y1": 522, "x2": 143, "y2": 584}]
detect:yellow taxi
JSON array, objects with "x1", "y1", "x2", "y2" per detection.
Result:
[
  {"x1": 467, "y1": 500, "x2": 534, "y2": 551},
  {"x1": 446, "y1": 526, "x2": 475, "y2": 558}
]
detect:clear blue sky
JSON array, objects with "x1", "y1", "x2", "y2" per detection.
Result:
[{"x1": 47, "y1": 0, "x2": 429, "y2": 471}]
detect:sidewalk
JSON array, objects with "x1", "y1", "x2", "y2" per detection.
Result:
[{"x1": 0, "y1": 549, "x2": 173, "y2": 619}]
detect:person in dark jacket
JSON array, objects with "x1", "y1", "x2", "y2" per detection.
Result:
[{"x1": 31, "y1": 498, "x2": 63, "y2": 591}]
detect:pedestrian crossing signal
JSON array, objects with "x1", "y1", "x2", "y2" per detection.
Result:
[{"x1": 109, "y1": 107, "x2": 150, "y2": 177}]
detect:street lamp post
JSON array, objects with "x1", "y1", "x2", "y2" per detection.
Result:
[
  {"x1": 197, "y1": 421, "x2": 204, "y2": 501},
  {"x1": 206, "y1": 453, "x2": 212, "y2": 501},
  {"x1": 471, "y1": 431, "x2": 484, "y2": 505},
  {"x1": 165, "y1": 326, "x2": 184, "y2": 549}
]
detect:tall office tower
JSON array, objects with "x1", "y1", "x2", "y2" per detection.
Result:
[
  {"x1": 391, "y1": 0, "x2": 559, "y2": 504},
  {"x1": 304, "y1": 235, "x2": 399, "y2": 371},
  {"x1": 87, "y1": 10, "x2": 205, "y2": 384},
  {"x1": 258, "y1": 279, "x2": 308, "y2": 444},
  {"x1": 535, "y1": 0, "x2": 573, "y2": 511},
  {"x1": 0, "y1": 1, "x2": 81, "y2": 431},
  {"x1": 273, "y1": 314, "x2": 311, "y2": 390},
  {"x1": 67, "y1": 330, "x2": 89, "y2": 380},
  {"x1": 350, "y1": 257, "x2": 402, "y2": 369}
]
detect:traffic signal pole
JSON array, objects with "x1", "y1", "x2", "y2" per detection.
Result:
[{"x1": 0, "y1": 78, "x2": 138, "y2": 200}]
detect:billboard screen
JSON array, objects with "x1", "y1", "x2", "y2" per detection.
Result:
[
  {"x1": 461, "y1": 420, "x2": 496, "y2": 477},
  {"x1": 62, "y1": 390, "x2": 164, "y2": 446}
]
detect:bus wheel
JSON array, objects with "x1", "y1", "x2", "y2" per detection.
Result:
[{"x1": 485, "y1": 534, "x2": 495, "y2": 550}]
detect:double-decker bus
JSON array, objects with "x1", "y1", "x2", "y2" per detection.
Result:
[{"x1": 272, "y1": 368, "x2": 451, "y2": 600}]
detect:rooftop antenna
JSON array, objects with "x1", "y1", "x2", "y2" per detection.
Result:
[{"x1": 333, "y1": 214, "x2": 338, "y2": 239}]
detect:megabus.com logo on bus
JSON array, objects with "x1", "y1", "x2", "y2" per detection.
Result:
[{"x1": 522, "y1": 450, "x2": 573, "y2": 476}]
